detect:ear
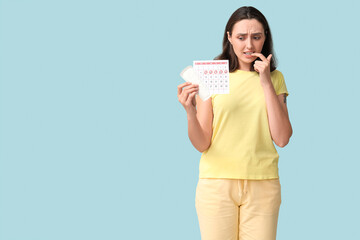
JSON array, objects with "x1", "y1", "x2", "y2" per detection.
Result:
[{"x1": 227, "y1": 31, "x2": 231, "y2": 43}]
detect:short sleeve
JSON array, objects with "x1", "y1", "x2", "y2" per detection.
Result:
[{"x1": 271, "y1": 70, "x2": 289, "y2": 97}]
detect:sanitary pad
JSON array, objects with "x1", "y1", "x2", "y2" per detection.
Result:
[{"x1": 180, "y1": 66, "x2": 211, "y2": 101}]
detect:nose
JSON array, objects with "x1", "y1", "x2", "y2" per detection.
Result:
[{"x1": 246, "y1": 37, "x2": 253, "y2": 49}]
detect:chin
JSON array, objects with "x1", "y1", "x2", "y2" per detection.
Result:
[{"x1": 240, "y1": 58, "x2": 255, "y2": 64}]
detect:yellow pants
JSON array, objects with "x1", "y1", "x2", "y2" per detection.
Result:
[{"x1": 195, "y1": 178, "x2": 281, "y2": 240}]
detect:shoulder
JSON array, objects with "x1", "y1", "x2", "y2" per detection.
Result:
[
  {"x1": 270, "y1": 69, "x2": 284, "y2": 79},
  {"x1": 270, "y1": 69, "x2": 285, "y2": 84},
  {"x1": 270, "y1": 69, "x2": 289, "y2": 96}
]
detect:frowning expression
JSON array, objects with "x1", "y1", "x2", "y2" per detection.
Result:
[{"x1": 227, "y1": 19, "x2": 266, "y2": 71}]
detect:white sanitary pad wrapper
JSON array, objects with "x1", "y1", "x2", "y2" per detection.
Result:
[{"x1": 180, "y1": 66, "x2": 211, "y2": 101}]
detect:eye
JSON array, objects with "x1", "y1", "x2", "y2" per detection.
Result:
[
  {"x1": 238, "y1": 37, "x2": 244, "y2": 40},
  {"x1": 253, "y1": 36, "x2": 261, "y2": 40}
]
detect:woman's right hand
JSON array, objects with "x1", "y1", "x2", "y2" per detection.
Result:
[{"x1": 177, "y1": 82, "x2": 199, "y2": 115}]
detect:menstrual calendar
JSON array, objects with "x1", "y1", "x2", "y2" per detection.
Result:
[{"x1": 193, "y1": 60, "x2": 229, "y2": 95}]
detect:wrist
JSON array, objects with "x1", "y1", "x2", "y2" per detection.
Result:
[
  {"x1": 187, "y1": 109, "x2": 197, "y2": 120},
  {"x1": 260, "y1": 76, "x2": 272, "y2": 88},
  {"x1": 261, "y1": 81, "x2": 272, "y2": 88}
]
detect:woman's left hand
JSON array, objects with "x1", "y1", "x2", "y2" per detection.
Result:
[{"x1": 252, "y1": 53, "x2": 272, "y2": 86}]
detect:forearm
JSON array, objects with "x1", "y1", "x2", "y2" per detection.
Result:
[
  {"x1": 187, "y1": 111, "x2": 210, "y2": 152},
  {"x1": 262, "y1": 83, "x2": 292, "y2": 147}
]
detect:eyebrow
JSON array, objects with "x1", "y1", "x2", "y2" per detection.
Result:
[{"x1": 235, "y1": 32, "x2": 263, "y2": 36}]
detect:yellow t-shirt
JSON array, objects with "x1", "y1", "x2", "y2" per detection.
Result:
[{"x1": 199, "y1": 69, "x2": 289, "y2": 179}]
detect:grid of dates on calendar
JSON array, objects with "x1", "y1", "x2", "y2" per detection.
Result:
[{"x1": 193, "y1": 60, "x2": 229, "y2": 95}]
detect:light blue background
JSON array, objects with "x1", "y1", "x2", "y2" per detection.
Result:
[{"x1": 1, "y1": 0, "x2": 359, "y2": 239}]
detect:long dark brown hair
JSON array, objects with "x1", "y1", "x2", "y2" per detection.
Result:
[{"x1": 214, "y1": 6, "x2": 277, "y2": 72}]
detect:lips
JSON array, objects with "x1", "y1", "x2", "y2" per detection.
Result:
[{"x1": 243, "y1": 51, "x2": 255, "y2": 58}]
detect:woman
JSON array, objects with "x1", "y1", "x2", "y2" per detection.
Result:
[{"x1": 177, "y1": 6, "x2": 292, "y2": 240}]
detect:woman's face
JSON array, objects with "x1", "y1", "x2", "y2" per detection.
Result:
[{"x1": 227, "y1": 19, "x2": 266, "y2": 71}]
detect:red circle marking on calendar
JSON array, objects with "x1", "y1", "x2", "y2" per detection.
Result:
[
  {"x1": 204, "y1": 70, "x2": 208, "y2": 74},
  {"x1": 214, "y1": 70, "x2": 218, "y2": 74},
  {"x1": 209, "y1": 70, "x2": 213, "y2": 74},
  {"x1": 219, "y1": 70, "x2": 223, "y2": 74},
  {"x1": 224, "y1": 70, "x2": 228, "y2": 73}
]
